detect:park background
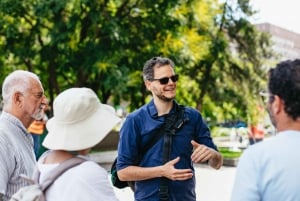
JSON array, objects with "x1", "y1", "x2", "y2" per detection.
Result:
[
  {"x1": 0, "y1": 0, "x2": 296, "y2": 171},
  {"x1": 0, "y1": 1, "x2": 297, "y2": 199}
]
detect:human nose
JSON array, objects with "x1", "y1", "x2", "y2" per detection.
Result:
[{"x1": 41, "y1": 96, "x2": 48, "y2": 109}]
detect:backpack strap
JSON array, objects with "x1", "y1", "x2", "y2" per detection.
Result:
[
  {"x1": 37, "y1": 157, "x2": 87, "y2": 192},
  {"x1": 159, "y1": 105, "x2": 185, "y2": 201},
  {"x1": 141, "y1": 105, "x2": 185, "y2": 160}
]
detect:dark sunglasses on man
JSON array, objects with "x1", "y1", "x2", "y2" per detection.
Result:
[{"x1": 150, "y1": 74, "x2": 179, "y2": 85}]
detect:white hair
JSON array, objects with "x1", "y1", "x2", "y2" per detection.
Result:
[{"x1": 2, "y1": 70, "x2": 41, "y2": 108}]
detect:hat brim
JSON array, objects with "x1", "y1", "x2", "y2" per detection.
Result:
[{"x1": 43, "y1": 104, "x2": 121, "y2": 151}]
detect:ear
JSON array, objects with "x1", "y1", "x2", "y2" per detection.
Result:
[
  {"x1": 145, "y1": 80, "x2": 152, "y2": 91},
  {"x1": 13, "y1": 92, "x2": 24, "y2": 107},
  {"x1": 271, "y1": 95, "x2": 283, "y2": 114}
]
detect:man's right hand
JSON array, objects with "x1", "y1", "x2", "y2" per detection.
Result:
[{"x1": 161, "y1": 157, "x2": 193, "y2": 181}]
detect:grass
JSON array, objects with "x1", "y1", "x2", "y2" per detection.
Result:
[{"x1": 219, "y1": 147, "x2": 243, "y2": 159}]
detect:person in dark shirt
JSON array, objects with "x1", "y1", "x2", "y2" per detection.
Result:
[{"x1": 116, "y1": 56, "x2": 223, "y2": 201}]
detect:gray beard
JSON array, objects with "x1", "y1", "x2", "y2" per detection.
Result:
[{"x1": 31, "y1": 108, "x2": 44, "y2": 120}]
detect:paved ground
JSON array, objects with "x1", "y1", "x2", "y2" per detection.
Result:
[
  {"x1": 112, "y1": 164, "x2": 236, "y2": 201},
  {"x1": 90, "y1": 151, "x2": 237, "y2": 201}
]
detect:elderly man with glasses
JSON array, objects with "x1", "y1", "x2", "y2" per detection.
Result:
[
  {"x1": 0, "y1": 70, "x2": 47, "y2": 201},
  {"x1": 116, "y1": 56, "x2": 223, "y2": 201}
]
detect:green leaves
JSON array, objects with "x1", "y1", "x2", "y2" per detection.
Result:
[{"x1": 0, "y1": 0, "x2": 273, "y2": 125}]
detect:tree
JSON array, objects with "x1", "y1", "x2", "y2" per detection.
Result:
[
  {"x1": 0, "y1": 0, "x2": 273, "y2": 124},
  {"x1": 172, "y1": 0, "x2": 273, "y2": 123}
]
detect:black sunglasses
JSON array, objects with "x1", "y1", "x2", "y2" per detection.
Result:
[{"x1": 151, "y1": 74, "x2": 179, "y2": 85}]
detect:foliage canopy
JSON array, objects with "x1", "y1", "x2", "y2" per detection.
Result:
[{"x1": 0, "y1": 0, "x2": 273, "y2": 125}]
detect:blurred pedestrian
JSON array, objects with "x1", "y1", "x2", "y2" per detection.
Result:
[
  {"x1": 247, "y1": 124, "x2": 265, "y2": 145},
  {"x1": 231, "y1": 59, "x2": 300, "y2": 201},
  {"x1": 0, "y1": 70, "x2": 47, "y2": 201}
]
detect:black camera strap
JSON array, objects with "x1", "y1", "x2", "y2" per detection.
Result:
[
  {"x1": 111, "y1": 104, "x2": 186, "y2": 192},
  {"x1": 137, "y1": 105, "x2": 185, "y2": 162},
  {"x1": 159, "y1": 105, "x2": 185, "y2": 201}
]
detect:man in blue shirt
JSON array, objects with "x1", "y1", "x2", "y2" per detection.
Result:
[
  {"x1": 116, "y1": 57, "x2": 223, "y2": 201},
  {"x1": 231, "y1": 59, "x2": 300, "y2": 201}
]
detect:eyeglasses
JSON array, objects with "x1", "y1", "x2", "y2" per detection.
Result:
[
  {"x1": 151, "y1": 74, "x2": 179, "y2": 85},
  {"x1": 31, "y1": 92, "x2": 44, "y2": 99},
  {"x1": 20, "y1": 91, "x2": 44, "y2": 99},
  {"x1": 259, "y1": 91, "x2": 274, "y2": 103}
]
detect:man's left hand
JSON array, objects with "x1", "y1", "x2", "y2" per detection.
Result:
[{"x1": 191, "y1": 140, "x2": 223, "y2": 169}]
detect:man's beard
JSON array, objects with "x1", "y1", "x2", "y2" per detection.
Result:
[
  {"x1": 267, "y1": 106, "x2": 277, "y2": 128},
  {"x1": 31, "y1": 108, "x2": 44, "y2": 120},
  {"x1": 156, "y1": 94, "x2": 175, "y2": 102}
]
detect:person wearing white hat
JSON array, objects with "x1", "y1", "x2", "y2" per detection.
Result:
[{"x1": 37, "y1": 87, "x2": 121, "y2": 201}]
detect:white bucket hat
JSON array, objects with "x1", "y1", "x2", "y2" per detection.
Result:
[{"x1": 42, "y1": 87, "x2": 121, "y2": 151}]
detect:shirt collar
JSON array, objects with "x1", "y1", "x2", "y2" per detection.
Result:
[
  {"x1": 147, "y1": 99, "x2": 178, "y2": 118},
  {"x1": 1, "y1": 111, "x2": 29, "y2": 134}
]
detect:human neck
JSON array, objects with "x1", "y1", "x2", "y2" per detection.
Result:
[
  {"x1": 276, "y1": 118, "x2": 300, "y2": 133},
  {"x1": 43, "y1": 150, "x2": 87, "y2": 164},
  {"x1": 154, "y1": 99, "x2": 173, "y2": 116}
]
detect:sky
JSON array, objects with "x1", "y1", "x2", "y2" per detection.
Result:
[{"x1": 250, "y1": 0, "x2": 300, "y2": 34}]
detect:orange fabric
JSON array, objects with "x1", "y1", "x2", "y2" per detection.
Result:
[
  {"x1": 249, "y1": 125, "x2": 265, "y2": 139},
  {"x1": 28, "y1": 120, "x2": 45, "y2": 135}
]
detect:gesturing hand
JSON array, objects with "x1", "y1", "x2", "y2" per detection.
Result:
[
  {"x1": 161, "y1": 157, "x2": 193, "y2": 181},
  {"x1": 191, "y1": 140, "x2": 216, "y2": 163}
]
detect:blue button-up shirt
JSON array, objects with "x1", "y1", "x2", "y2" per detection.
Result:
[{"x1": 117, "y1": 100, "x2": 217, "y2": 201}]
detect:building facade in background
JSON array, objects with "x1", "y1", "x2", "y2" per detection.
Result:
[{"x1": 256, "y1": 23, "x2": 300, "y2": 61}]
